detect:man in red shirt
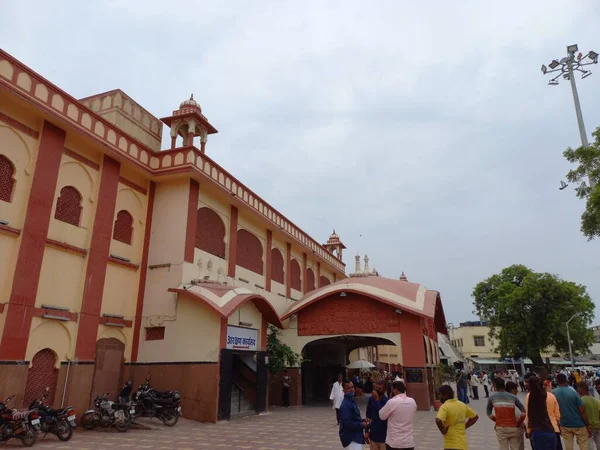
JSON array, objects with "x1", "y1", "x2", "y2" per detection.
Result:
[{"x1": 486, "y1": 377, "x2": 526, "y2": 450}]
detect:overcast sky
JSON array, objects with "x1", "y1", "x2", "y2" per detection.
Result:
[{"x1": 2, "y1": 0, "x2": 599, "y2": 326}]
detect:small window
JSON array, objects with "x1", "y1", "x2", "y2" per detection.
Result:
[
  {"x1": 54, "y1": 186, "x2": 82, "y2": 226},
  {"x1": 113, "y1": 210, "x2": 133, "y2": 245},
  {"x1": 0, "y1": 155, "x2": 16, "y2": 203},
  {"x1": 474, "y1": 336, "x2": 485, "y2": 347},
  {"x1": 145, "y1": 327, "x2": 165, "y2": 341}
]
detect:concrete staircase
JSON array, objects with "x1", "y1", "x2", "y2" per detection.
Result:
[{"x1": 231, "y1": 383, "x2": 255, "y2": 417}]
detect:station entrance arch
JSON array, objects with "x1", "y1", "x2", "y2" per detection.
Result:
[{"x1": 300, "y1": 334, "x2": 400, "y2": 404}]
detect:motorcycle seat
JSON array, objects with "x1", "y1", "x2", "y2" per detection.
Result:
[{"x1": 48, "y1": 407, "x2": 71, "y2": 416}]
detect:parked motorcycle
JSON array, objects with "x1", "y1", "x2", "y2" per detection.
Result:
[
  {"x1": 28, "y1": 389, "x2": 76, "y2": 441},
  {"x1": 81, "y1": 393, "x2": 133, "y2": 432},
  {"x1": 0, "y1": 395, "x2": 40, "y2": 447},
  {"x1": 127, "y1": 376, "x2": 182, "y2": 427}
]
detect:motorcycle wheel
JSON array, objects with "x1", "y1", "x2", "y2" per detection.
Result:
[
  {"x1": 82, "y1": 412, "x2": 99, "y2": 430},
  {"x1": 161, "y1": 409, "x2": 179, "y2": 427},
  {"x1": 56, "y1": 419, "x2": 73, "y2": 441},
  {"x1": 20, "y1": 429, "x2": 37, "y2": 447},
  {"x1": 114, "y1": 412, "x2": 131, "y2": 433}
]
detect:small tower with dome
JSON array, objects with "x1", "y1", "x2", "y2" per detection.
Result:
[
  {"x1": 323, "y1": 229, "x2": 346, "y2": 261},
  {"x1": 161, "y1": 94, "x2": 218, "y2": 153}
]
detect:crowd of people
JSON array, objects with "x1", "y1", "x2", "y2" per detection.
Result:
[{"x1": 327, "y1": 367, "x2": 600, "y2": 450}]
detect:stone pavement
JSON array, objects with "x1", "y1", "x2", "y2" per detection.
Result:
[{"x1": 5, "y1": 393, "x2": 558, "y2": 450}]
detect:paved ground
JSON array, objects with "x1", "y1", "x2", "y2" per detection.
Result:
[{"x1": 3, "y1": 393, "x2": 555, "y2": 449}]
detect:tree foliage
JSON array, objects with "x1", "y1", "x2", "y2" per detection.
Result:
[
  {"x1": 472, "y1": 264, "x2": 594, "y2": 366},
  {"x1": 564, "y1": 126, "x2": 600, "y2": 240},
  {"x1": 266, "y1": 325, "x2": 301, "y2": 376}
]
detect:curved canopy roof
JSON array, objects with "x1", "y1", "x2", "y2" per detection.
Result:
[
  {"x1": 281, "y1": 276, "x2": 447, "y2": 333},
  {"x1": 169, "y1": 283, "x2": 283, "y2": 329}
]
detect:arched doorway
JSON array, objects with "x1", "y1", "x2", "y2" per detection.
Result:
[
  {"x1": 23, "y1": 349, "x2": 58, "y2": 407},
  {"x1": 301, "y1": 335, "x2": 398, "y2": 404},
  {"x1": 91, "y1": 338, "x2": 125, "y2": 401}
]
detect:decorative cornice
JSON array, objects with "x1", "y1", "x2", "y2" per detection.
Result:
[
  {"x1": 0, "y1": 111, "x2": 39, "y2": 139},
  {"x1": 108, "y1": 256, "x2": 140, "y2": 270},
  {"x1": 119, "y1": 176, "x2": 147, "y2": 195},
  {"x1": 63, "y1": 148, "x2": 100, "y2": 171},
  {"x1": 45, "y1": 238, "x2": 87, "y2": 257},
  {"x1": 0, "y1": 223, "x2": 21, "y2": 237}
]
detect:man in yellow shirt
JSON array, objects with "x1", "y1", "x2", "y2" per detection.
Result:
[{"x1": 436, "y1": 385, "x2": 479, "y2": 450}]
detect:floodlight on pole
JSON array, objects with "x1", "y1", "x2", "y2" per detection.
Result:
[{"x1": 541, "y1": 44, "x2": 598, "y2": 190}]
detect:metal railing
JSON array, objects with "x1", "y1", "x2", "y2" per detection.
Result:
[{"x1": 232, "y1": 382, "x2": 243, "y2": 414}]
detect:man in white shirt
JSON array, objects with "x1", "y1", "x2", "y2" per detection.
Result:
[
  {"x1": 481, "y1": 371, "x2": 490, "y2": 398},
  {"x1": 378, "y1": 380, "x2": 417, "y2": 450},
  {"x1": 471, "y1": 372, "x2": 480, "y2": 400},
  {"x1": 330, "y1": 374, "x2": 345, "y2": 425}
]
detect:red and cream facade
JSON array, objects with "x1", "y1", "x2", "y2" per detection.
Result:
[{"x1": 0, "y1": 49, "x2": 446, "y2": 421}]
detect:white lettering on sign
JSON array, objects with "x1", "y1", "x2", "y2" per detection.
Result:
[{"x1": 226, "y1": 326, "x2": 258, "y2": 351}]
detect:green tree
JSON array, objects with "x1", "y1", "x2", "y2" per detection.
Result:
[
  {"x1": 266, "y1": 325, "x2": 301, "y2": 376},
  {"x1": 564, "y1": 126, "x2": 600, "y2": 240},
  {"x1": 472, "y1": 264, "x2": 594, "y2": 367}
]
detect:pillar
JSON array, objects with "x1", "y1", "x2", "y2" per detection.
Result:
[
  {"x1": 131, "y1": 182, "x2": 155, "y2": 362},
  {"x1": 0, "y1": 121, "x2": 66, "y2": 360},
  {"x1": 184, "y1": 179, "x2": 199, "y2": 263},
  {"x1": 227, "y1": 206, "x2": 238, "y2": 278},
  {"x1": 265, "y1": 230, "x2": 272, "y2": 292},
  {"x1": 75, "y1": 155, "x2": 121, "y2": 361}
]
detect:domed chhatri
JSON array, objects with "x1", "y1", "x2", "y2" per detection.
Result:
[
  {"x1": 179, "y1": 94, "x2": 201, "y2": 112},
  {"x1": 323, "y1": 229, "x2": 346, "y2": 261},
  {"x1": 161, "y1": 93, "x2": 217, "y2": 153}
]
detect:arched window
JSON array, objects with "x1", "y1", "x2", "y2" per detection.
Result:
[
  {"x1": 319, "y1": 276, "x2": 331, "y2": 287},
  {"x1": 236, "y1": 229, "x2": 263, "y2": 275},
  {"x1": 195, "y1": 207, "x2": 226, "y2": 258},
  {"x1": 290, "y1": 259, "x2": 301, "y2": 291},
  {"x1": 113, "y1": 210, "x2": 133, "y2": 245},
  {"x1": 0, "y1": 155, "x2": 15, "y2": 203},
  {"x1": 54, "y1": 186, "x2": 82, "y2": 226},
  {"x1": 271, "y1": 248, "x2": 284, "y2": 284},
  {"x1": 306, "y1": 268, "x2": 315, "y2": 292}
]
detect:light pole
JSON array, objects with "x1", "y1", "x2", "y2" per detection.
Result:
[
  {"x1": 566, "y1": 313, "x2": 579, "y2": 370},
  {"x1": 541, "y1": 44, "x2": 598, "y2": 190}
]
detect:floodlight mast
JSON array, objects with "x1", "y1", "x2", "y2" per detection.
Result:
[{"x1": 542, "y1": 44, "x2": 598, "y2": 189}]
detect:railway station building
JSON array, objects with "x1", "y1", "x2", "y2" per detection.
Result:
[{"x1": 0, "y1": 49, "x2": 447, "y2": 422}]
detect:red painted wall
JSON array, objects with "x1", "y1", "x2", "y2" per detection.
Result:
[
  {"x1": 297, "y1": 293, "x2": 401, "y2": 336},
  {"x1": 398, "y1": 313, "x2": 426, "y2": 367}
]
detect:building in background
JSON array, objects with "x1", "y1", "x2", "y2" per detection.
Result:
[
  {"x1": 449, "y1": 321, "x2": 497, "y2": 361},
  {"x1": 0, "y1": 49, "x2": 448, "y2": 419}
]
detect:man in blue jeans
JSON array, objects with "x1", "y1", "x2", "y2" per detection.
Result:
[
  {"x1": 456, "y1": 369, "x2": 469, "y2": 403},
  {"x1": 553, "y1": 373, "x2": 590, "y2": 450}
]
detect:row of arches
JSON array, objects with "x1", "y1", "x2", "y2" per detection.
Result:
[
  {"x1": 194, "y1": 206, "x2": 332, "y2": 290},
  {"x1": 53, "y1": 186, "x2": 134, "y2": 245},
  {"x1": 1, "y1": 153, "x2": 136, "y2": 245}
]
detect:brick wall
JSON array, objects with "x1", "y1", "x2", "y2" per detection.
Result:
[
  {"x1": 196, "y1": 207, "x2": 226, "y2": 258},
  {"x1": 113, "y1": 210, "x2": 133, "y2": 244},
  {"x1": 297, "y1": 293, "x2": 400, "y2": 336},
  {"x1": 306, "y1": 268, "x2": 315, "y2": 292},
  {"x1": 236, "y1": 229, "x2": 263, "y2": 275},
  {"x1": 290, "y1": 259, "x2": 301, "y2": 291},
  {"x1": 54, "y1": 186, "x2": 82, "y2": 226},
  {"x1": 271, "y1": 248, "x2": 284, "y2": 284},
  {"x1": 0, "y1": 154, "x2": 15, "y2": 203}
]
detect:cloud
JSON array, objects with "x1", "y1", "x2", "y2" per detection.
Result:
[{"x1": 1, "y1": 0, "x2": 599, "y2": 325}]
